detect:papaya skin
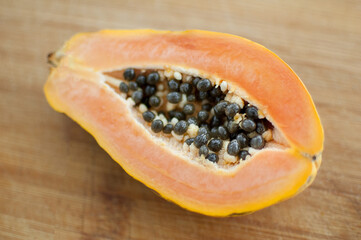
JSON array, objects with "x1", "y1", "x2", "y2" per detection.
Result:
[{"x1": 44, "y1": 30, "x2": 323, "y2": 216}]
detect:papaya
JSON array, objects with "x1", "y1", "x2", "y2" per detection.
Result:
[{"x1": 44, "y1": 30, "x2": 323, "y2": 216}]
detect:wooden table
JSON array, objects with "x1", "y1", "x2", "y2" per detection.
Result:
[{"x1": 1, "y1": 0, "x2": 360, "y2": 239}]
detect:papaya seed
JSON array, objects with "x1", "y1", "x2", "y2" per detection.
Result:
[
  {"x1": 143, "y1": 111, "x2": 155, "y2": 122},
  {"x1": 227, "y1": 139, "x2": 241, "y2": 156},
  {"x1": 239, "y1": 150, "x2": 250, "y2": 160},
  {"x1": 129, "y1": 81, "x2": 138, "y2": 91},
  {"x1": 163, "y1": 123, "x2": 174, "y2": 134},
  {"x1": 199, "y1": 145, "x2": 209, "y2": 156},
  {"x1": 250, "y1": 135, "x2": 265, "y2": 149},
  {"x1": 185, "y1": 138, "x2": 194, "y2": 146},
  {"x1": 174, "y1": 120, "x2": 189, "y2": 135},
  {"x1": 167, "y1": 92, "x2": 182, "y2": 103},
  {"x1": 197, "y1": 79, "x2": 212, "y2": 92},
  {"x1": 206, "y1": 153, "x2": 219, "y2": 163},
  {"x1": 208, "y1": 139, "x2": 223, "y2": 152},
  {"x1": 147, "y1": 72, "x2": 160, "y2": 85},
  {"x1": 132, "y1": 90, "x2": 144, "y2": 104},
  {"x1": 123, "y1": 68, "x2": 135, "y2": 80},
  {"x1": 119, "y1": 82, "x2": 129, "y2": 93},
  {"x1": 151, "y1": 120, "x2": 164, "y2": 133}
]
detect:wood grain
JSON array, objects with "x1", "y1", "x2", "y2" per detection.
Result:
[{"x1": 0, "y1": 0, "x2": 360, "y2": 239}]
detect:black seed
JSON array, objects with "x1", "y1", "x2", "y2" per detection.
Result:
[
  {"x1": 206, "y1": 153, "x2": 219, "y2": 163},
  {"x1": 256, "y1": 121, "x2": 266, "y2": 134},
  {"x1": 185, "y1": 138, "x2": 194, "y2": 146},
  {"x1": 225, "y1": 103, "x2": 240, "y2": 118},
  {"x1": 197, "y1": 79, "x2": 212, "y2": 92},
  {"x1": 227, "y1": 121, "x2": 239, "y2": 134},
  {"x1": 210, "y1": 87, "x2": 222, "y2": 97},
  {"x1": 187, "y1": 94, "x2": 196, "y2": 102},
  {"x1": 197, "y1": 110, "x2": 209, "y2": 122},
  {"x1": 218, "y1": 126, "x2": 229, "y2": 140},
  {"x1": 208, "y1": 139, "x2": 223, "y2": 152},
  {"x1": 250, "y1": 135, "x2": 265, "y2": 149},
  {"x1": 147, "y1": 72, "x2": 160, "y2": 85},
  {"x1": 198, "y1": 126, "x2": 210, "y2": 136},
  {"x1": 168, "y1": 110, "x2": 185, "y2": 120},
  {"x1": 214, "y1": 101, "x2": 229, "y2": 116},
  {"x1": 227, "y1": 139, "x2": 241, "y2": 156},
  {"x1": 151, "y1": 120, "x2": 163, "y2": 133},
  {"x1": 200, "y1": 123, "x2": 210, "y2": 129},
  {"x1": 199, "y1": 145, "x2": 209, "y2": 156},
  {"x1": 192, "y1": 77, "x2": 201, "y2": 87},
  {"x1": 136, "y1": 75, "x2": 146, "y2": 87},
  {"x1": 179, "y1": 83, "x2": 193, "y2": 94},
  {"x1": 210, "y1": 115, "x2": 222, "y2": 127},
  {"x1": 197, "y1": 91, "x2": 208, "y2": 100},
  {"x1": 202, "y1": 103, "x2": 213, "y2": 112},
  {"x1": 246, "y1": 106, "x2": 258, "y2": 119},
  {"x1": 144, "y1": 85, "x2": 156, "y2": 96},
  {"x1": 149, "y1": 95, "x2": 161, "y2": 107},
  {"x1": 142, "y1": 111, "x2": 155, "y2": 122},
  {"x1": 210, "y1": 127, "x2": 219, "y2": 138},
  {"x1": 239, "y1": 150, "x2": 250, "y2": 160},
  {"x1": 119, "y1": 82, "x2": 129, "y2": 93},
  {"x1": 168, "y1": 79, "x2": 180, "y2": 91},
  {"x1": 187, "y1": 117, "x2": 199, "y2": 125},
  {"x1": 123, "y1": 68, "x2": 135, "y2": 81},
  {"x1": 173, "y1": 120, "x2": 188, "y2": 135},
  {"x1": 132, "y1": 90, "x2": 143, "y2": 104},
  {"x1": 194, "y1": 133, "x2": 209, "y2": 148},
  {"x1": 129, "y1": 81, "x2": 138, "y2": 91},
  {"x1": 183, "y1": 103, "x2": 195, "y2": 115},
  {"x1": 167, "y1": 92, "x2": 182, "y2": 103},
  {"x1": 241, "y1": 119, "x2": 256, "y2": 132},
  {"x1": 163, "y1": 123, "x2": 173, "y2": 134},
  {"x1": 236, "y1": 133, "x2": 249, "y2": 148}
]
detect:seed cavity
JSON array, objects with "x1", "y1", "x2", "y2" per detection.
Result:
[{"x1": 105, "y1": 68, "x2": 275, "y2": 169}]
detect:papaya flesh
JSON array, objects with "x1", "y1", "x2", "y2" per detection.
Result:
[{"x1": 44, "y1": 30, "x2": 323, "y2": 216}]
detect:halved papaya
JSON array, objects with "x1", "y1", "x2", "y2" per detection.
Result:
[{"x1": 44, "y1": 30, "x2": 323, "y2": 216}]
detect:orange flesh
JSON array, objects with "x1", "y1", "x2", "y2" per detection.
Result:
[{"x1": 45, "y1": 30, "x2": 323, "y2": 216}]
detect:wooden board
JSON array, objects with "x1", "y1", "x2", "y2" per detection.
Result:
[{"x1": 0, "y1": 0, "x2": 360, "y2": 239}]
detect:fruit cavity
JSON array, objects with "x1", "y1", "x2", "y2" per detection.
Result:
[{"x1": 104, "y1": 67, "x2": 275, "y2": 168}]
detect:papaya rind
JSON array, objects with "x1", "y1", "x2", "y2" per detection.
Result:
[{"x1": 44, "y1": 63, "x2": 314, "y2": 216}]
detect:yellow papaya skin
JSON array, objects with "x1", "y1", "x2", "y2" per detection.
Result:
[{"x1": 45, "y1": 30, "x2": 323, "y2": 216}]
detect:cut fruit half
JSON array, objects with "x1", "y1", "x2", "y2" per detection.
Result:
[{"x1": 44, "y1": 30, "x2": 324, "y2": 216}]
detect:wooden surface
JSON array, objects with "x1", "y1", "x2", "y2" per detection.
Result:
[{"x1": 1, "y1": 0, "x2": 360, "y2": 239}]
